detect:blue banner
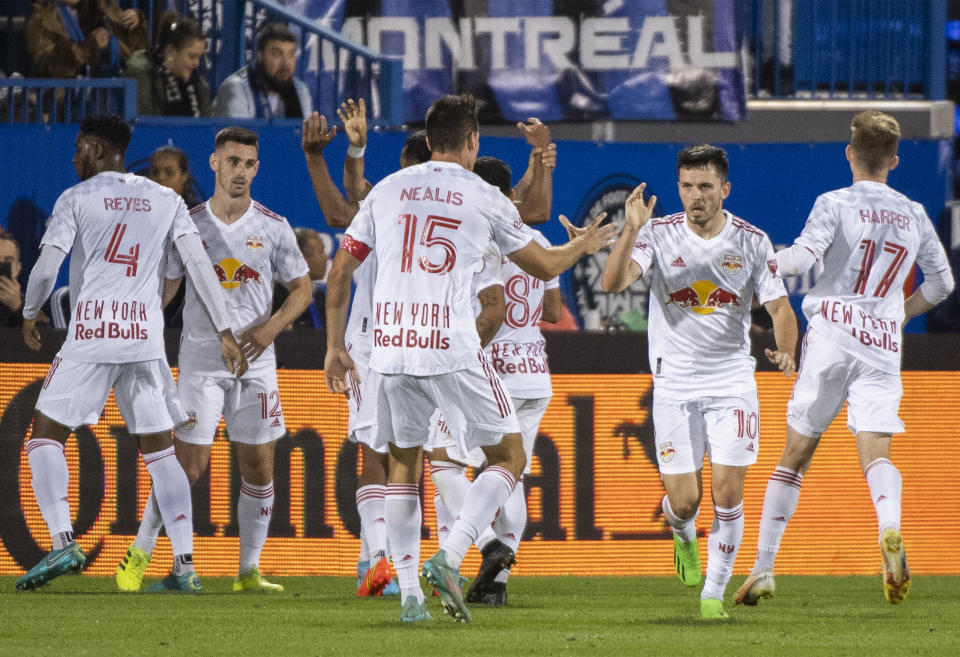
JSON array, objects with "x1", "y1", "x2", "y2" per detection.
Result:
[{"x1": 295, "y1": 0, "x2": 746, "y2": 123}]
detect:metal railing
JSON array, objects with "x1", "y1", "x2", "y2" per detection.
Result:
[
  {"x1": 745, "y1": 0, "x2": 946, "y2": 99},
  {"x1": 0, "y1": 78, "x2": 137, "y2": 123}
]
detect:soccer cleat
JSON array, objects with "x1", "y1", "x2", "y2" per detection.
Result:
[
  {"x1": 465, "y1": 540, "x2": 515, "y2": 603},
  {"x1": 382, "y1": 577, "x2": 400, "y2": 596},
  {"x1": 356, "y1": 556, "x2": 391, "y2": 597},
  {"x1": 400, "y1": 595, "x2": 433, "y2": 623},
  {"x1": 880, "y1": 528, "x2": 910, "y2": 605},
  {"x1": 145, "y1": 571, "x2": 202, "y2": 593},
  {"x1": 356, "y1": 559, "x2": 369, "y2": 590},
  {"x1": 700, "y1": 598, "x2": 729, "y2": 620},
  {"x1": 115, "y1": 546, "x2": 151, "y2": 592},
  {"x1": 480, "y1": 581, "x2": 508, "y2": 606},
  {"x1": 16, "y1": 542, "x2": 86, "y2": 591},
  {"x1": 673, "y1": 534, "x2": 701, "y2": 587},
  {"x1": 733, "y1": 569, "x2": 775, "y2": 606},
  {"x1": 233, "y1": 566, "x2": 284, "y2": 592},
  {"x1": 421, "y1": 550, "x2": 471, "y2": 623}
]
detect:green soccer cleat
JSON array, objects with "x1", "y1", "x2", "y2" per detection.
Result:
[
  {"x1": 400, "y1": 595, "x2": 433, "y2": 623},
  {"x1": 145, "y1": 571, "x2": 202, "y2": 593},
  {"x1": 115, "y1": 546, "x2": 151, "y2": 592},
  {"x1": 673, "y1": 534, "x2": 701, "y2": 587},
  {"x1": 233, "y1": 566, "x2": 284, "y2": 592},
  {"x1": 733, "y1": 569, "x2": 775, "y2": 606},
  {"x1": 16, "y1": 543, "x2": 86, "y2": 591},
  {"x1": 421, "y1": 550, "x2": 471, "y2": 623},
  {"x1": 700, "y1": 597, "x2": 729, "y2": 620},
  {"x1": 880, "y1": 528, "x2": 910, "y2": 605}
]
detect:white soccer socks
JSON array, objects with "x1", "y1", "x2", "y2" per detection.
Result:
[
  {"x1": 142, "y1": 446, "x2": 194, "y2": 569},
  {"x1": 864, "y1": 458, "x2": 902, "y2": 538},
  {"x1": 385, "y1": 483, "x2": 423, "y2": 603},
  {"x1": 702, "y1": 502, "x2": 744, "y2": 600},
  {"x1": 442, "y1": 466, "x2": 516, "y2": 569},
  {"x1": 25, "y1": 439, "x2": 74, "y2": 549},
  {"x1": 238, "y1": 479, "x2": 274, "y2": 574},
  {"x1": 753, "y1": 466, "x2": 803, "y2": 572},
  {"x1": 493, "y1": 477, "x2": 527, "y2": 554},
  {"x1": 662, "y1": 494, "x2": 699, "y2": 542},
  {"x1": 356, "y1": 484, "x2": 388, "y2": 561}
]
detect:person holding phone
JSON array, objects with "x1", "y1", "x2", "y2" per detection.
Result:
[{"x1": 0, "y1": 231, "x2": 24, "y2": 326}]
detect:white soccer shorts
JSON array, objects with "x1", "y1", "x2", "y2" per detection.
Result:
[
  {"x1": 371, "y1": 363, "x2": 519, "y2": 453},
  {"x1": 347, "y1": 358, "x2": 388, "y2": 455},
  {"x1": 174, "y1": 367, "x2": 286, "y2": 445},
  {"x1": 652, "y1": 390, "x2": 760, "y2": 475},
  {"x1": 35, "y1": 356, "x2": 184, "y2": 434},
  {"x1": 787, "y1": 326, "x2": 905, "y2": 437}
]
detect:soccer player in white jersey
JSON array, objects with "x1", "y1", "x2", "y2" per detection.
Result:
[
  {"x1": 116, "y1": 126, "x2": 312, "y2": 593},
  {"x1": 16, "y1": 115, "x2": 245, "y2": 592},
  {"x1": 301, "y1": 103, "x2": 432, "y2": 597},
  {"x1": 601, "y1": 144, "x2": 798, "y2": 619},
  {"x1": 428, "y1": 156, "x2": 562, "y2": 607},
  {"x1": 324, "y1": 94, "x2": 616, "y2": 623},
  {"x1": 734, "y1": 111, "x2": 955, "y2": 608}
]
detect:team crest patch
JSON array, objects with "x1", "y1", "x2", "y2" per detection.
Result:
[
  {"x1": 659, "y1": 442, "x2": 676, "y2": 463},
  {"x1": 244, "y1": 235, "x2": 264, "y2": 253},
  {"x1": 767, "y1": 258, "x2": 779, "y2": 276},
  {"x1": 721, "y1": 254, "x2": 742, "y2": 274},
  {"x1": 181, "y1": 412, "x2": 197, "y2": 430}
]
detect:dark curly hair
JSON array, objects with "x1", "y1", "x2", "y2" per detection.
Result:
[{"x1": 79, "y1": 114, "x2": 132, "y2": 153}]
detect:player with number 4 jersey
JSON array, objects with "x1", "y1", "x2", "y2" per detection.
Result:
[{"x1": 736, "y1": 111, "x2": 954, "y2": 609}]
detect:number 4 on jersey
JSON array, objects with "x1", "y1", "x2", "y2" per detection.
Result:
[{"x1": 104, "y1": 223, "x2": 140, "y2": 277}]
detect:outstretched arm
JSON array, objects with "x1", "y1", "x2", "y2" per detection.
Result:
[
  {"x1": 509, "y1": 213, "x2": 618, "y2": 281},
  {"x1": 512, "y1": 119, "x2": 554, "y2": 225},
  {"x1": 302, "y1": 112, "x2": 359, "y2": 228},
  {"x1": 763, "y1": 295, "x2": 798, "y2": 376},
  {"x1": 600, "y1": 183, "x2": 656, "y2": 293},
  {"x1": 337, "y1": 98, "x2": 373, "y2": 203}
]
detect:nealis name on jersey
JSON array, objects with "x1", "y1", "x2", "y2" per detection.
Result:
[
  {"x1": 74, "y1": 321, "x2": 148, "y2": 340},
  {"x1": 75, "y1": 299, "x2": 148, "y2": 322},
  {"x1": 375, "y1": 301, "x2": 451, "y2": 328},
  {"x1": 820, "y1": 300, "x2": 900, "y2": 353},
  {"x1": 103, "y1": 197, "x2": 152, "y2": 212},
  {"x1": 399, "y1": 186, "x2": 463, "y2": 206},
  {"x1": 374, "y1": 327, "x2": 450, "y2": 350},
  {"x1": 859, "y1": 208, "x2": 910, "y2": 230}
]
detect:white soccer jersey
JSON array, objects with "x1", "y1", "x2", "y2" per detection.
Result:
[
  {"x1": 345, "y1": 255, "x2": 376, "y2": 367},
  {"x1": 631, "y1": 210, "x2": 786, "y2": 399},
  {"x1": 167, "y1": 199, "x2": 308, "y2": 377},
  {"x1": 39, "y1": 171, "x2": 197, "y2": 363},
  {"x1": 793, "y1": 181, "x2": 951, "y2": 373},
  {"x1": 342, "y1": 160, "x2": 535, "y2": 376},
  {"x1": 487, "y1": 231, "x2": 557, "y2": 399}
]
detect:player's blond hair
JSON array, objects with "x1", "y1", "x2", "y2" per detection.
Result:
[{"x1": 850, "y1": 110, "x2": 900, "y2": 176}]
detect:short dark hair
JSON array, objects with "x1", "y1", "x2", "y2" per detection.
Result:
[
  {"x1": 425, "y1": 94, "x2": 479, "y2": 154},
  {"x1": 80, "y1": 114, "x2": 132, "y2": 153},
  {"x1": 257, "y1": 22, "x2": 296, "y2": 51},
  {"x1": 151, "y1": 145, "x2": 188, "y2": 172},
  {"x1": 473, "y1": 156, "x2": 512, "y2": 196},
  {"x1": 850, "y1": 110, "x2": 900, "y2": 176},
  {"x1": 215, "y1": 126, "x2": 259, "y2": 153},
  {"x1": 156, "y1": 12, "x2": 204, "y2": 53},
  {"x1": 403, "y1": 130, "x2": 431, "y2": 164},
  {"x1": 677, "y1": 144, "x2": 729, "y2": 181}
]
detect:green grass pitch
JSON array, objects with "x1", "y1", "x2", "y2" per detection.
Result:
[{"x1": 1, "y1": 575, "x2": 958, "y2": 656}]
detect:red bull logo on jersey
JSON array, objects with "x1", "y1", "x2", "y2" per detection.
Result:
[
  {"x1": 244, "y1": 235, "x2": 264, "y2": 253},
  {"x1": 665, "y1": 280, "x2": 740, "y2": 315},
  {"x1": 213, "y1": 258, "x2": 262, "y2": 289},
  {"x1": 721, "y1": 254, "x2": 742, "y2": 274}
]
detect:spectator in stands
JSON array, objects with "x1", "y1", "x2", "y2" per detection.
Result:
[
  {"x1": 148, "y1": 145, "x2": 201, "y2": 209},
  {"x1": 273, "y1": 227, "x2": 327, "y2": 328},
  {"x1": 123, "y1": 12, "x2": 210, "y2": 117},
  {"x1": 213, "y1": 22, "x2": 312, "y2": 119},
  {"x1": 0, "y1": 231, "x2": 25, "y2": 326},
  {"x1": 26, "y1": 0, "x2": 147, "y2": 78}
]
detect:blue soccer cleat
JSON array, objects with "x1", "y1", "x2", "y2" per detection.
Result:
[
  {"x1": 145, "y1": 571, "x2": 202, "y2": 593},
  {"x1": 421, "y1": 550, "x2": 471, "y2": 623},
  {"x1": 16, "y1": 543, "x2": 86, "y2": 591}
]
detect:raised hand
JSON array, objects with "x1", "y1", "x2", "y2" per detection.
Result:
[
  {"x1": 337, "y1": 98, "x2": 368, "y2": 148},
  {"x1": 517, "y1": 117, "x2": 551, "y2": 149},
  {"x1": 577, "y1": 213, "x2": 619, "y2": 255},
  {"x1": 302, "y1": 112, "x2": 337, "y2": 156},
  {"x1": 624, "y1": 183, "x2": 657, "y2": 231}
]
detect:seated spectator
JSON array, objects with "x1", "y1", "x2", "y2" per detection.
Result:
[
  {"x1": 272, "y1": 227, "x2": 327, "y2": 328},
  {"x1": 123, "y1": 12, "x2": 210, "y2": 117},
  {"x1": 0, "y1": 231, "x2": 25, "y2": 326},
  {"x1": 26, "y1": 0, "x2": 147, "y2": 78},
  {"x1": 213, "y1": 22, "x2": 312, "y2": 119},
  {"x1": 148, "y1": 145, "x2": 201, "y2": 209}
]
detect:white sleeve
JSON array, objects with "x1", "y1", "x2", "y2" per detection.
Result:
[
  {"x1": 914, "y1": 210, "x2": 955, "y2": 305},
  {"x1": 754, "y1": 235, "x2": 788, "y2": 304},
  {"x1": 485, "y1": 193, "x2": 535, "y2": 255},
  {"x1": 533, "y1": 231, "x2": 560, "y2": 289},
  {"x1": 629, "y1": 222, "x2": 655, "y2": 274},
  {"x1": 40, "y1": 192, "x2": 78, "y2": 253},
  {"x1": 23, "y1": 245, "x2": 67, "y2": 319},
  {"x1": 273, "y1": 218, "x2": 310, "y2": 283},
  {"x1": 473, "y1": 242, "x2": 504, "y2": 294},
  {"x1": 175, "y1": 232, "x2": 231, "y2": 332},
  {"x1": 773, "y1": 243, "x2": 818, "y2": 277},
  {"x1": 793, "y1": 194, "x2": 840, "y2": 260}
]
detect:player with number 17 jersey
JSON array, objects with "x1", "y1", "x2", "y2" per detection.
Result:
[
  {"x1": 790, "y1": 182, "x2": 951, "y2": 372},
  {"x1": 342, "y1": 160, "x2": 535, "y2": 376}
]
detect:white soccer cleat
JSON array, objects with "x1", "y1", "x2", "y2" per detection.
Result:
[{"x1": 733, "y1": 569, "x2": 775, "y2": 606}]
